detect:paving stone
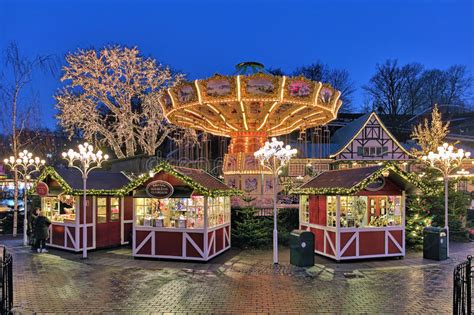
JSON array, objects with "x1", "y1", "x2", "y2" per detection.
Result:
[{"x1": 1, "y1": 236, "x2": 472, "y2": 313}]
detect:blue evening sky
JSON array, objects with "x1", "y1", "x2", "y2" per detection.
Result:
[{"x1": 1, "y1": 0, "x2": 473, "y2": 129}]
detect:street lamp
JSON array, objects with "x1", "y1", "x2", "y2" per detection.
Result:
[
  {"x1": 254, "y1": 137, "x2": 297, "y2": 264},
  {"x1": 422, "y1": 142, "x2": 471, "y2": 257},
  {"x1": 62, "y1": 142, "x2": 108, "y2": 259},
  {"x1": 3, "y1": 150, "x2": 45, "y2": 246}
]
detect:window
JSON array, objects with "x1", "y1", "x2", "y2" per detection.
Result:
[
  {"x1": 326, "y1": 195, "x2": 402, "y2": 228},
  {"x1": 360, "y1": 146, "x2": 387, "y2": 157},
  {"x1": 300, "y1": 195, "x2": 309, "y2": 223},
  {"x1": 97, "y1": 197, "x2": 107, "y2": 223},
  {"x1": 110, "y1": 197, "x2": 120, "y2": 222},
  {"x1": 42, "y1": 196, "x2": 76, "y2": 222},
  {"x1": 134, "y1": 196, "x2": 223, "y2": 229},
  {"x1": 340, "y1": 196, "x2": 368, "y2": 228},
  {"x1": 326, "y1": 196, "x2": 337, "y2": 227},
  {"x1": 207, "y1": 197, "x2": 231, "y2": 227}
]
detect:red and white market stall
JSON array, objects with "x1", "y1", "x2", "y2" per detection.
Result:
[
  {"x1": 124, "y1": 162, "x2": 239, "y2": 261},
  {"x1": 35, "y1": 167, "x2": 133, "y2": 252},
  {"x1": 292, "y1": 165, "x2": 419, "y2": 261}
]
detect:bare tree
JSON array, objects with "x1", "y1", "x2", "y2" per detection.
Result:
[
  {"x1": 56, "y1": 46, "x2": 195, "y2": 158},
  {"x1": 0, "y1": 42, "x2": 55, "y2": 236},
  {"x1": 363, "y1": 59, "x2": 407, "y2": 115},
  {"x1": 365, "y1": 60, "x2": 473, "y2": 116},
  {"x1": 401, "y1": 63, "x2": 424, "y2": 115},
  {"x1": 294, "y1": 62, "x2": 355, "y2": 112}
]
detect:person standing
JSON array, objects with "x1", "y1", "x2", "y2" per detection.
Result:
[{"x1": 33, "y1": 208, "x2": 51, "y2": 253}]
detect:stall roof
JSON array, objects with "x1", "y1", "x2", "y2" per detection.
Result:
[
  {"x1": 291, "y1": 164, "x2": 428, "y2": 195},
  {"x1": 55, "y1": 169, "x2": 130, "y2": 190},
  {"x1": 35, "y1": 166, "x2": 131, "y2": 195},
  {"x1": 173, "y1": 166, "x2": 230, "y2": 191},
  {"x1": 122, "y1": 162, "x2": 241, "y2": 197}
]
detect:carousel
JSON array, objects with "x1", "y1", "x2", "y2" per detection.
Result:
[{"x1": 156, "y1": 62, "x2": 343, "y2": 206}]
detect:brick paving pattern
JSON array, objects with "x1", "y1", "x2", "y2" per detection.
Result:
[{"x1": 1, "y1": 236, "x2": 472, "y2": 314}]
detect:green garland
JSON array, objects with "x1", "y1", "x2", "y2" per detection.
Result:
[
  {"x1": 290, "y1": 162, "x2": 435, "y2": 196},
  {"x1": 34, "y1": 163, "x2": 242, "y2": 197},
  {"x1": 119, "y1": 161, "x2": 242, "y2": 197},
  {"x1": 31, "y1": 166, "x2": 73, "y2": 194}
]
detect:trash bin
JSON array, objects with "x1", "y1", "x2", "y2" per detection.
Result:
[
  {"x1": 290, "y1": 230, "x2": 314, "y2": 267},
  {"x1": 423, "y1": 226, "x2": 448, "y2": 261}
]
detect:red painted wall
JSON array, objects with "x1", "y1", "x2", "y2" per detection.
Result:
[
  {"x1": 308, "y1": 195, "x2": 326, "y2": 225},
  {"x1": 123, "y1": 197, "x2": 134, "y2": 221},
  {"x1": 359, "y1": 231, "x2": 385, "y2": 256},
  {"x1": 356, "y1": 178, "x2": 402, "y2": 196}
]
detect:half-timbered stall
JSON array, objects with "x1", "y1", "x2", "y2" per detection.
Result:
[
  {"x1": 35, "y1": 167, "x2": 132, "y2": 252},
  {"x1": 123, "y1": 163, "x2": 239, "y2": 261},
  {"x1": 292, "y1": 164, "x2": 420, "y2": 261}
]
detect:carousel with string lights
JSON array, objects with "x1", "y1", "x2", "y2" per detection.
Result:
[{"x1": 157, "y1": 62, "x2": 343, "y2": 206}]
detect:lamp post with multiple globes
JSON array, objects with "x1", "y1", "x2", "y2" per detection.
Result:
[
  {"x1": 62, "y1": 142, "x2": 108, "y2": 259},
  {"x1": 422, "y1": 143, "x2": 471, "y2": 257},
  {"x1": 3, "y1": 150, "x2": 46, "y2": 246},
  {"x1": 254, "y1": 137, "x2": 297, "y2": 264}
]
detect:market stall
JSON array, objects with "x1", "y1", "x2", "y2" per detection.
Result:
[
  {"x1": 35, "y1": 167, "x2": 132, "y2": 251},
  {"x1": 123, "y1": 163, "x2": 239, "y2": 261},
  {"x1": 292, "y1": 164, "x2": 420, "y2": 261}
]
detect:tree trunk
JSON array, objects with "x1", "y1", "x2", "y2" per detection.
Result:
[{"x1": 12, "y1": 88, "x2": 18, "y2": 237}]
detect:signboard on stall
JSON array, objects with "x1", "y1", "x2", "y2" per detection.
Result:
[
  {"x1": 36, "y1": 181, "x2": 49, "y2": 197},
  {"x1": 146, "y1": 180, "x2": 174, "y2": 199},
  {"x1": 365, "y1": 177, "x2": 385, "y2": 191}
]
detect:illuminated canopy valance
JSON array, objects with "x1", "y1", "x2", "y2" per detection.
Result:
[{"x1": 156, "y1": 72, "x2": 342, "y2": 137}]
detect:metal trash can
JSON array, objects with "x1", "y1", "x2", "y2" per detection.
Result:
[
  {"x1": 423, "y1": 226, "x2": 448, "y2": 261},
  {"x1": 290, "y1": 230, "x2": 314, "y2": 267}
]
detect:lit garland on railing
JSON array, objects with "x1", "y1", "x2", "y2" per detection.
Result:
[
  {"x1": 33, "y1": 162, "x2": 242, "y2": 197},
  {"x1": 290, "y1": 163, "x2": 434, "y2": 196}
]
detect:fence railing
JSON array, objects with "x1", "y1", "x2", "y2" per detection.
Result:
[
  {"x1": 454, "y1": 255, "x2": 472, "y2": 315},
  {"x1": 0, "y1": 246, "x2": 13, "y2": 314}
]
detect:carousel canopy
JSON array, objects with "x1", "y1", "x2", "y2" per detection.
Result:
[{"x1": 155, "y1": 62, "x2": 343, "y2": 137}]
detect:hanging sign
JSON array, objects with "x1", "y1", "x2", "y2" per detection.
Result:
[
  {"x1": 146, "y1": 180, "x2": 174, "y2": 199},
  {"x1": 365, "y1": 177, "x2": 385, "y2": 191},
  {"x1": 36, "y1": 182, "x2": 49, "y2": 197}
]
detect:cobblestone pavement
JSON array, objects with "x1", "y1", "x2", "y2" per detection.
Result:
[{"x1": 1, "y1": 236, "x2": 472, "y2": 314}]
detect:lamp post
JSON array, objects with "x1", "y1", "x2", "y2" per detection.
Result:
[
  {"x1": 3, "y1": 150, "x2": 45, "y2": 246},
  {"x1": 254, "y1": 137, "x2": 297, "y2": 264},
  {"x1": 422, "y1": 143, "x2": 471, "y2": 257},
  {"x1": 62, "y1": 142, "x2": 108, "y2": 259}
]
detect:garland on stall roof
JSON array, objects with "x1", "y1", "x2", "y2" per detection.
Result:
[
  {"x1": 290, "y1": 163, "x2": 435, "y2": 196},
  {"x1": 30, "y1": 166, "x2": 73, "y2": 195},
  {"x1": 32, "y1": 164, "x2": 242, "y2": 197},
  {"x1": 119, "y1": 161, "x2": 242, "y2": 197},
  {"x1": 31, "y1": 166, "x2": 125, "y2": 196}
]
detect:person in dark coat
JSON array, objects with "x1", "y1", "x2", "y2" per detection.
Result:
[{"x1": 33, "y1": 208, "x2": 51, "y2": 253}]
